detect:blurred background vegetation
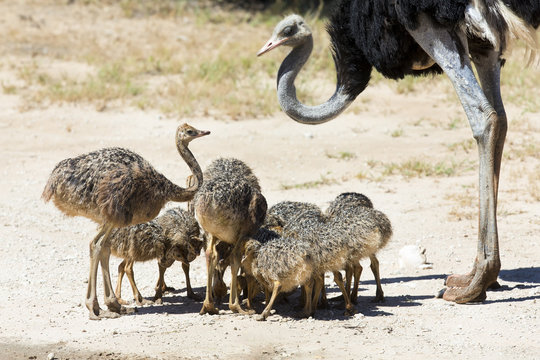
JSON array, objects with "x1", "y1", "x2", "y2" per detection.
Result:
[
  {"x1": 3, "y1": 0, "x2": 539, "y2": 120},
  {"x1": 78, "y1": 0, "x2": 338, "y2": 17}
]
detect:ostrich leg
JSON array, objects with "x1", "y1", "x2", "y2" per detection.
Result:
[
  {"x1": 87, "y1": 224, "x2": 124, "y2": 319},
  {"x1": 200, "y1": 235, "x2": 219, "y2": 315},
  {"x1": 370, "y1": 255, "x2": 385, "y2": 303},
  {"x1": 228, "y1": 242, "x2": 253, "y2": 314},
  {"x1": 153, "y1": 262, "x2": 169, "y2": 304},
  {"x1": 344, "y1": 263, "x2": 354, "y2": 300},
  {"x1": 123, "y1": 260, "x2": 152, "y2": 305},
  {"x1": 301, "y1": 278, "x2": 314, "y2": 318},
  {"x1": 115, "y1": 260, "x2": 129, "y2": 305},
  {"x1": 446, "y1": 49, "x2": 508, "y2": 290},
  {"x1": 182, "y1": 262, "x2": 202, "y2": 301},
  {"x1": 257, "y1": 280, "x2": 281, "y2": 321},
  {"x1": 405, "y1": 13, "x2": 502, "y2": 303},
  {"x1": 86, "y1": 226, "x2": 106, "y2": 318},
  {"x1": 350, "y1": 262, "x2": 363, "y2": 304},
  {"x1": 333, "y1": 271, "x2": 356, "y2": 315},
  {"x1": 98, "y1": 235, "x2": 125, "y2": 312}
]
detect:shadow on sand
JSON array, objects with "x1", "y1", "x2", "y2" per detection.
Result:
[{"x1": 129, "y1": 267, "x2": 540, "y2": 318}]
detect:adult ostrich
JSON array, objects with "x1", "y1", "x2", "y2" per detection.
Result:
[
  {"x1": 42, "y1": 123, "x2": 210, "y2": 319},
  {"x1": 258, "y1": 0, "x2": 539, "y2": 303}
]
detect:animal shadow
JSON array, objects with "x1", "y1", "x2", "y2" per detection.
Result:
[{"x1": 129, "y1": 286, "x2": 206, "y2": 316}]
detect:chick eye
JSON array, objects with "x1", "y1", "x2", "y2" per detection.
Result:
[{"x1": 186, "y1": 129, "x2": 195, "y2": 136}]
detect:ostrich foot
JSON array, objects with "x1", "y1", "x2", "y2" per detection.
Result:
[
  {"x1": 162, "y1": 286, "x2": 176, "y2": 293},
  {"x1": 371, "y1": 291, "x2": 385, "y2": 303},
  {"x1": 89, "y1": 309, "x2": 121, "y2": 320},
  {"x1": 199, "y1": 301, "x2": 219, "y2": 315},
  {"x1": 104, "y1": 297, "x2": 123, "y2": 314},
  {"x1": 229, "y1": 303, "x2": 255, "y2": 315},
  {"x1": 445, "y1": 269, "x2": 500, "y2": 290},
  {"x1": 442, "y1": 260, "x2": 499, "y2": 303},
  {"x1": 88, "y1": 306, "x2": 135, "y2": 320},
  {"x1": 135, "y1": 298, "x2": 153, "y2": 306},
  {"x1": 86, "y1": 298, "x2": 101, "y2": 318},
  {"x1": 443, "y1": 286, "x2": 487, "y2": 303},
  {"x1": 116, "y1": 297, "x2": 130, "y2": 306},
  {"x1": 152, "y1": 292, "x2": 164, "y2": 304},
  {"x1": 344, "y1": 305, "x2": 356, "y2": 316},
  {"x1": 445, "y1": 272, "x2": 475, "y2": 287},
  {"x1": 256, "y1": 313, "x2": 269, "y2": 321}
]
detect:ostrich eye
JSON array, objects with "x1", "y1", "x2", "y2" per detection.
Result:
[
  {"x1": 282, "y1": 25, "x2": 296, "y2": 37},
  {"x1": 186, "y1": 129, "x2": 196, "y2": 136}
]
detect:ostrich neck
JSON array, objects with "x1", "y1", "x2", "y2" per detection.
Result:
[
  {"x1": 277, "y1": 35, "x2": 353, "y2": 125},
  {"x1": 169, "y1": 142, "x2": 203, "y2": 202}
]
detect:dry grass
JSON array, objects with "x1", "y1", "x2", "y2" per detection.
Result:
[
  {"x1": 5, "y1": 1, "x2": 337, "y2": 119},
  {"x1": 447, "y1": 139, "x2": 476, "y2": 154},
  {"x1": 277, "y1": 156, "x2": 475, "y2": 190},
  {"x1": 325, "y1": 151, "x2": 356, "y2": 160},
  {"x1": 280, "y1": 174, "x2": 338, "y2": 190},
  {"x1": 3, "y1": 1, "x2": 539, "y2": 119},
  {"x1": 390, "y1": 128, "x2": 404, "y2": 138},
  {"x1": 445, "y1": 185, "x2": 477, "y2": 221},
  {"x1": 380, "y1": 158, "x2": 473, "y2": 178}
]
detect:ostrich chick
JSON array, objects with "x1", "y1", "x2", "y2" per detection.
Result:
[
  {"x1": 242, "y1": 228, "x2": 316, "y2": 321},
  {"x1": 107, "y1": 207, "x2": 203, "y2": 306},
  {"x1": 153, "y1": 207, "x2": 204, "y2": 302},
  {"x1": 42, "y1": 123, "x2": 209, "y2": 319},
  {"x1": 326, "y1": 192, "x2": 382, "y2": 303},
  {"x1": 323, "y1": 196, "x2": 393, "y2": 310},
  {"x1": 194, "y1": 158, "x2": 267, "y2": 315},
  {"x1": 266, "y1": 201, "x2": 330, "y2": 307}
]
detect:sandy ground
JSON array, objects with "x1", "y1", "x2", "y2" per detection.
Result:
[
  {"x1": 1, "y1": 87, "x2": 539, "y2": 359},
  {"x1": 1, "y1": 2, "x2": 540, "y2": 360}
]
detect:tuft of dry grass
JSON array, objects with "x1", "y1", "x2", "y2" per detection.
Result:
[
  {"x1": 280, "y1": 174, "x2": 338, "y2": 190},
  {"x1": 325, "y1": 151, "x2": 356, "y2": 160},
  {"x1": 381, "y1": 158, "x2": 473, "y2": 178},
  {"x1": 446, "y1": 186, "x2": 477, "y2": 221},
  {"x1": 447, "y1": 139, "x2": 476, "y2": 153},
  {"x1": 390, "y1": 128, "x2": 404, "y2": 138},
  {"x1": 2, "y1": 82, "x2": 17, "y2": 94}
]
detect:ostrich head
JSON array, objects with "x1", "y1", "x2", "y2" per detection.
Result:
[
  {"x1": 257, "y1": 15, "x2": 312, "y2": 56},
  {"x1": 241, "y1": 239, "x2": 260, "y2": 276},
  {"x1": 176, "y1": 123, "x2": 210, "y2": 144}
]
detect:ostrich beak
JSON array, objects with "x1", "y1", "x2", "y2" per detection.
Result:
[
  {"x1": 195, "y1": 130, "x2": 211, "y2": 138},
  {"x1": 257, "y1": 37, "x2": 288, "y2": 56}
]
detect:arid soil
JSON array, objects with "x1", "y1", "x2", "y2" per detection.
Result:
[{"x1": 0, "y1": 2, "x2": 539, "y2": 360}]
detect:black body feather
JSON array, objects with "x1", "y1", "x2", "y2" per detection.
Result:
[
  {"x1": 328, "y1": 0, "x2": 540, "y2": 93},
  {"x1": 503, "y1": 0, "x2": 540, "y2": 28}
]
